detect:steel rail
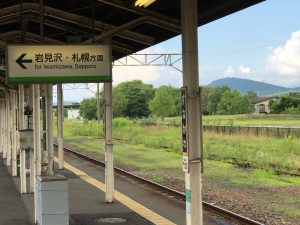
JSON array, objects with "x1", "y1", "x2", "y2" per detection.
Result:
[{"x1": 54, "y1": 144, "x2": 265, "y2": 225}]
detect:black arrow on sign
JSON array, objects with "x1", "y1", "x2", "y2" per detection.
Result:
[{"x1": 16, "y1": 53, "x2": 32, "y2": 69}]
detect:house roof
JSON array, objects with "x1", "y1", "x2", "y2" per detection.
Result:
[{"x1": 252, "y1": 96, "x2": 277, "y2": 104}]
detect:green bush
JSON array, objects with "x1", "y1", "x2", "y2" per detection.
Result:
[
  {"x1": 138, "y1": 117, "x2": 159, "y2": 126},
  {"x1": 113, "y1": 117, "x2": 132, "y2": 128}
]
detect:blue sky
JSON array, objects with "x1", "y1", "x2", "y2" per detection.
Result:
[{"x1": 61, "y1": 0, "x2": 300, "y2": 102}]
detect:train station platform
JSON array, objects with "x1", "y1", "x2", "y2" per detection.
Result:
[
  {"x1": 0, "y1": 156, "x2": 33, "y2": 225},
  {"x1": 0, "y1": 152, "x2": 222, "y2": 225}
]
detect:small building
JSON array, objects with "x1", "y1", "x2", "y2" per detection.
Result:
[
  {"x1": 53, "y1": 102, "x2": 80, "y2": 119},
  {"x1": 68, "y1": 109, "x2": 80, "y2": 119},
  {"x1": 252, "y1": 96, "x2": 277, "y2": 114}
]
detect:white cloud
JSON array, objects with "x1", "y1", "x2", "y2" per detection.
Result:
[
  {"x1": 238, "y1": 64, "x2": 251, "y2": 74},
  {"x1": 112, "y1": 65, "x2": 161, "y2": 86},
  {"x1": 224, "y1": 65, "x2": 235, "y2": 76},
  {"x1": 267, "y1": 30, "x2": 300, "y2": 76}
]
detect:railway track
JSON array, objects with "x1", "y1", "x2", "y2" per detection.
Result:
[{"x1": 54, "y1": 144, "x2": 265, "y2": 225}]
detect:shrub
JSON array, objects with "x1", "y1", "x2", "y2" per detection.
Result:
[{"x1": 113, "y1": 117, "x2": 132, "y2": 128}]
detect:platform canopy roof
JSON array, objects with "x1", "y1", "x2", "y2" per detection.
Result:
[{"x1": 0, "y1": 0, "x2": 264, "y2": 81}]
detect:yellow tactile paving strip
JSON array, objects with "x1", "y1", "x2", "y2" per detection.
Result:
[{"x1": 54, "y1": 157, "x2": 176, "y2": 225}]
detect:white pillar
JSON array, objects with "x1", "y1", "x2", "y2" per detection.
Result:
[
  {"x1": 104, "y1": 82, "x2": 114, "y2": 203},
  {"x1": 17, "y1": 85, "x2": 25, "y2": 178},
  {"x1": 46, "y1": 84, "x2": 54, "y2": 175},
  {"x1": 18, "y1": 85, "x2": 25, "y2": 129},
  {"x1": 33, "y1": 84, "x2": 41, "y2": 176},
  {"x1": 30, "y1": 149, "x2": 35, "y2": 193},
  {"x1": 0, "y1": 99, "x2": 4, "y2": 154},
  {"x1": 11, "y1": 91, "x2": 18, "y2": 176},
  {"x1": 97, "y1": 83, "x2": 100, "y2": 123},
  {"x1": 181, "y1": 0, "x2": 203, "y2": 225},
  {"x1": 5, "y1": 92, "x2": 11, "y2": 165},
  {"x1": 20, "y1": 149, "x2": 27, "y2": 193},
  {"x1": 57, "y1": 84, "x2": 64, "y2": 169}
]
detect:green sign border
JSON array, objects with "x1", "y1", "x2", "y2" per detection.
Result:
[{"x1": 8, "y1": 75, "x2": 111, "y2": 84}]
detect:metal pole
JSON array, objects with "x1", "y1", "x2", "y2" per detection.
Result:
[
  {"x1": 33, "y1": 84, "x2": 41, "y2": 176},
  {"x1": 27, "y1": 86, "x2": 35, "y2": 193},
  {"x1": 18, "y1": 85, "x2": 25, "y2": 129},
  {"x1": 18, "y1": 85, "x2": 26, "y2": 192},
  {"x1": 32, "y1": 84, "x2": 40, "y2": 223},
  {"x1": 47, "y1": 85, "x2": 54, "y2": 175},
  {"x1": 0, "y1": 99, "x2": 4, "y2": 155},
  {"x1": 6, "y1": 92, "x2": 11, "y2": 165},
  {"x1": 3, "y1": 93, "x2": 8, "y2": 160},
  {"x1": 97, "y1": 83, "x2": 100, "y2": 123},
  {"x1": 42, "y1": 97, "x2": 47, "y2": 150},
  {"x1": 104, "y1": 82, "x2": 114, "y2": 203},
  {"x1": 181, "y1": 0, "x2": 203, "y2": 225},
  {"x1": 57, "y1": 84, "x2": 64, "y2": 169},
  {"x1": 20, "y1": 149, "x2": 27, "y2": 193},
  {"x1": 104, "y1": 40, "x2": 114, "y2": 203},
  {"x1": 1, "y1": 100, "x2": 4, "y2": 155},
  {"x1": 11, "y1": 91, "x2": 18, "y2": 176}
]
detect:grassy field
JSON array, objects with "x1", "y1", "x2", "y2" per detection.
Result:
[
  {"x1": 163, "y1": 114, "x2": 300, "y2": 126},
  {"x1": 62, "y1": 136, "x2": 300, "y2": 187},
  {"x1": 57, "y1": 117, "x2": 300, "y2": 173}
]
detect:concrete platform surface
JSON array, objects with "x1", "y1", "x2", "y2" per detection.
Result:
[
  {"x1": 0, "y1": 151, "x2": 223, "y2": 225},
  {"x1": 0, "y1": 157, "x2": 33, "y2": 225}
]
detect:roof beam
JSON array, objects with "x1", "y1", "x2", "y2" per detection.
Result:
[
  {"x1": 0, "y1": 31, "x2": 64, "y2": 44},
  {"x1": 84, "y1": 15, "x2": 181, "y2": 44},
  {"x1": 3, "y1": 14, "x2": 133, "y2": 54},
  {"x1": 96, "y1": 0, "x2": 180, "y2": 25},
  {"x1": 0, "y1": 3, "x2": 154, "y2": 46}
]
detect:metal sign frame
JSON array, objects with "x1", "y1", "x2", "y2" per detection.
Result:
[{"x1": 6, "y1": 44, "x2": 112, "y2": 84}]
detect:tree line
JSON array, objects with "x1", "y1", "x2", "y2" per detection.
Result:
[
  {"x1": 79, "y1": 80, "x2": 256, "y2": 120},
  {"x1": 269, "y1": 93, "x2": 300, "y2": 114}
]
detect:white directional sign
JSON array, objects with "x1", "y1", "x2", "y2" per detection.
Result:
[{"x1": 6, "y1": 44, "x2": 111, "y2": 84}]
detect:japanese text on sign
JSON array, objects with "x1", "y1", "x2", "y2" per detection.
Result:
[{"x1": 7, "y1": 44, "x2": 111, "y2": 84}]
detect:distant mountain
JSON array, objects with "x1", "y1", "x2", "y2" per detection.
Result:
[{"x1": 208, "y1": 78, "x2": 300, "y2": 96}]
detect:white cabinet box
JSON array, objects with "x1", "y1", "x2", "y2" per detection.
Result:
[{"x1": 35, "y1": 174, "x2": 69, "y2": 225}]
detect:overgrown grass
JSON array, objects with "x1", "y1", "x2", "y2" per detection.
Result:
[
  {"x1": 204, "y1": 132, "x2": 300, "y2": 173},
  {"x1": 63, "y1": 136, "x2": 300, "y2": 188},
  {"x1": 163, "y1": 114, "x2": 300, "y2": 126},
  {"x1": 59, "y1": 118, "x2": 300, "y2": 173}
]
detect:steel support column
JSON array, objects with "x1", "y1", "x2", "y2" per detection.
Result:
[
  {"x1": 11, "y1": 90, "x2": 18, "y2": 176},
  {"x1": 57, "y1": 83, "x2": 64, "y2": 169},
  {"x1": 104, "y1": 41, "x2": 114, "y2": 203},
  {"x1": 97, "y1": 83, "x2": 100, "y2": 123},
  {"x1": 27, "y1": 85, "x2": 35, "y2": 193},
  {"x1": 0, "y1": 98, "x2": 5, "y2": 155},
  {"x1": 46, "y1": 84, "x2": 54, "y2": 175},
  {"x1": 5, "y1": 92, "x2": 10, "y2": 164},
  {"x1": 181, "y1": 0, "x2": 203, "y2": 224},
  {"x1": 17, "y1": 84, "x2": 25, "y2": 180},
  {"x1": 33, "y1": 84, "x2": 41, "y2": 177},
  {"x1": 18, "y1": 85, "x2": 25, "y2": 129},
  {"x1": 104, "y1": 81, "x2": 114, "y2": 203}
]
